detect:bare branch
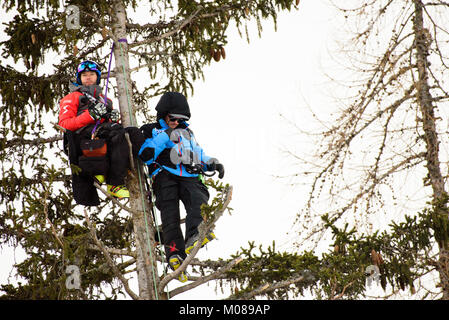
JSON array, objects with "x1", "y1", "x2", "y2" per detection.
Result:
[
  {"x1": 87, "y1": 244, "x2": 136, "y2": 258},
  {"x1": 93, "y1": 182, "x2": 137, "y2": 215}
]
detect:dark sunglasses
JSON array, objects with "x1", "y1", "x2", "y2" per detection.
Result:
[{"x1": 168, "y1": 117, "x2": 186, "y2": 123}]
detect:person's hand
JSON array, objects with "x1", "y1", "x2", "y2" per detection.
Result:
[
  {"x1": 207, "y1": 158, "x2": 225, "y2": 179},
  {"x1": 88, "y1": 102, "x2": 108, "y2": 120},
  {"x1": 109, "y1": 109, "x2": 120, "y2": 122},
  {"x1": 215, "y1": 163, "x2": 225, "y2": 179}
]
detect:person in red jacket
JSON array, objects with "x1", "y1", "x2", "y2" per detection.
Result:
[
  {"x1": 59, "y1": 61, "x2": 116, "y2": 132},
  {"x1": 59, "y1": 60, "x2": 130, "y2": 201}
]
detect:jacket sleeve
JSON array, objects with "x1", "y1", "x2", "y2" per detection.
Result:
[
  {"x1": 58, "y1": 92, "x2": 95, "y2": 131},
  {"x1": 138, "y1": 129, "x2": 173, "y2": 164}
]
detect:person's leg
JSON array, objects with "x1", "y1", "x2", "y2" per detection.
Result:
[
  {"x1": 106, "y1": 129, "x2": 128, "y2": 186},
  {"x1": 154, "y1": 173, "x2": 186, "y2": 260},
  {"x1": 179, "y1": 178, "x2": 210, "y2": 248}
]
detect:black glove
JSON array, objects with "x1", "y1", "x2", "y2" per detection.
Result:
[
  {"x1": 109, "y1": 109, "x2": 120, "y2": 122},
  {"x1": 207, "y1": 158, "x2": 225, "y2": 179},
  {"x1": 215, "y1": 163, "x2": 225, "y2": 179},
  {"x1": 88, "y1": 102, "x2": 108, "y2": 120}
]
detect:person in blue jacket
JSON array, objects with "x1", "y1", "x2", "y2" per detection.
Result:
[{"x1": 138, "y1": 92, "x2": 224, "y2": 282}]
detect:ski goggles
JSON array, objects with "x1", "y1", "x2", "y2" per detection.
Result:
[{"x1": 77, "y1": 61, "x2": 100, "y2": 73}]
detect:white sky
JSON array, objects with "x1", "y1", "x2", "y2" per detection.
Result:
[{"x1": 0, "y1": 0, "x2": 341, "y2": 299}]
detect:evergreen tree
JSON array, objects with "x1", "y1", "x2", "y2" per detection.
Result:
[
  {"x1": 6, "y1": 0, "x2": 439, "y2": 301},
  {"x1": 0, "y1": 0, "x2": 302, "y2": 300}
]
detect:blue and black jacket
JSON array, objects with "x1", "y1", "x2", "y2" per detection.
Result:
[{"x1": 138, "y1": 119, "x2": 213, "y2": 178}]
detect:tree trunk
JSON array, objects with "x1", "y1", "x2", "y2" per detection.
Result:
[
  {"x1": 111, "y1": 0, "x2": 159, "y2": 300},
  {"x1": 413, "y1": 0, "x2": 449, "y2": 300}
]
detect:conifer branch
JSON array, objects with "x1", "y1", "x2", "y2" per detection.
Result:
[
  {"x1": 129, "y1": 7, "x2": 203, "y2": 48},
  {"x1": 158, "y1": 185, "x2": 233, "y2": 293},
  {"x1": 126, "y1": 51, "x2": 176, "y2": 73},
  {"x1": 87, "y1": 244, "x2": 136, "y2": 258},
  {"x1": 228, "y1": 275, "x2": 306, "y2": 300},
  {"x1": 169, "y1": 256, "x2": 243, "y2": 298},
  {"x1": 5, "y1": 135, "x2": 63, "y2": 149},
  {"x1": 125, "y1": 2, "x2": 249, "y2": 33},
  {"x1": 41, "y1": 185, "x2": 64, "y2": 249},
  {"x1": 84, "y1": 208, "x2": 140, "y2": 300}
]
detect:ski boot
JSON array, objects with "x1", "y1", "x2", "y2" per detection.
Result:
[
  {"x1": 168, "y1": 254, "x2": 188, "y2": 283},
  {"x1": 107, "y1": 184, "x2": 130, "y2": 198},
  {"x1": 94, "y1": 175, "x2": 105, "y2": 184},
  {"x1": 185, "y1": 232, "x2": 216, "y2": 255}
]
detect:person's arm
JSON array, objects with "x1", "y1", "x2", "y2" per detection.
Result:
[
  {"x1": 138, "y1": 127, "x2": 173, "y2": 164},
  {"x1": 58, "y1": 92, "x2": 94, "y2": 131}
]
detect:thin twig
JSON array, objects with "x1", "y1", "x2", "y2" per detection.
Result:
[{"x1": 331, "y1": 281, "x2": 355, "y2": 300}]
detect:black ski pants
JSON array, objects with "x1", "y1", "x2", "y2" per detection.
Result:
[{"x1": 152, "y1": 170, "x2": 210, "y2": 260}]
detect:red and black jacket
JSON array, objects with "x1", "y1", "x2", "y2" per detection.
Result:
[{"x1": 58, "y1": 84, "x2": 112, "y2": 132}]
